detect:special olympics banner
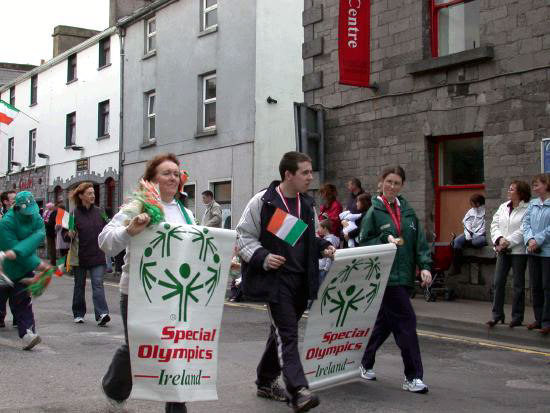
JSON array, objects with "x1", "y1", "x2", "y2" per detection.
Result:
[
  {"x1": 301, "y1": 244, "x2": 396, "y2": 390},
  {"x1": 128, "y1": 222, "x2": 236, "y2": 402},
  {"x1": 339, "y1": 0, "x2": 371, "y2": 87}
]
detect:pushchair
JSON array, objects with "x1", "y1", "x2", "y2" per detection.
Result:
[{"x1": 412, "y1": 242, "x2": 456, "y2": 302}]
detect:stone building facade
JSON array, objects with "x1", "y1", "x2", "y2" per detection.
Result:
[{"x1": 302, "y1": 0, "x2": 550, "y2": 300}]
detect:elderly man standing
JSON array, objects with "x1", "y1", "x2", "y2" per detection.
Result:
[{"x1": 201, "y1": 190, "x2": 222, "y2": 228}]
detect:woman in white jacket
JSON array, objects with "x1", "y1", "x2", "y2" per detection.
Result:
[
  {"x1": 98, "y1": 153, "x2": 194, "y2": 413},
  {"x1": 487, "y1": 181, "x2": 531, "y2": 327}
]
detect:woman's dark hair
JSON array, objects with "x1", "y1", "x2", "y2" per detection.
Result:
[
  {"x1": 143, "y1": 153, "x2": 180, "y2": 182},
  {"x1": 532, "y1": 173, "x2": 550, "y2": 192},
  {"x1": 348, "y1": 178, "x2": 362, "y2": 190},
  {"x1": 510, "y1": 180, "x2": 531, "y2": 203},
  {"x1": 70, "y1": 182, "x2": 94, "y2": 207},
  {"x1": 279, "y1": 151, "x2": 312, "y2": 181},
  {"x1": 356, "y1": 193, "x2": 371, "y2": 212},
  {"x1": 470, "y1": 193, "x2": 485, "y2": 206},
  {"x1": 319, "y1": 183, "x2": 337, "y2": 204},
  {"x1": 380, "y1": 166, "x2": 406, "y2": 183}
]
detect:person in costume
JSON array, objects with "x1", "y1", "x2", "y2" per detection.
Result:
[
  {"x1": 236, "y1": 151, "x2": 335, "y2": 412},
  {"x1": 0, "y1": 191, "x2": 49, "y2": 350},
  {"x1": 358, "y1": 166, "x2": 432, "y2": 393},
  {"x1": 98, "y1": 153, "x2": 193, "y2": 413}
]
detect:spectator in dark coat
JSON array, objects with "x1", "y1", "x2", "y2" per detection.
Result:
[{"x1": 346, "y1": 178, "x2": 365, "y2": 213}]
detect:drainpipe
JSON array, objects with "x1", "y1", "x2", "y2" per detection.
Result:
[{"x1": 117, "y1": 27, "x2": 126, "y2": 209}]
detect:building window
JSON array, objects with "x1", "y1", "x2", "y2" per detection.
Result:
[
  {"x1": 212, "y1": 180, "x2": 231, "y2": 229},
  {"x1": 183, "y1": 184, "x2": 196, "y2": 216},
  {"x1": 28, "y1": 129, "x2": 36, "y2": 166},
  {"x1": 99, "y1": 37, "x2": 111, "y2": 67},
  {"x1": 9, "y1": 86, "x2": 15, "y2": 106},
  {"x1": 439, "y1": 136, "x2": 484, "y2": 185},
  {"x1": 202, "y1": 73, "x2": 216, "y2": 131},
  {"x1": 145, "y1": 17, "x2": 156, "y2": 54},
  {"x1": 145, "y1": 91, "x2": 156, "y2": 141},
  {"x1": 67, "y1": 54, "x2": 77, "y2": 82},
  {"x1": 66, "y1": 112, "x2": 76, "y2": 146},
  {"x1": 98, "y1": 100, "x2": 110, "y2": 138},
  {"x1": 432, "y1": 0, "x2": 480, "y2": 57},
  {"x1": 30, "y1": 75, "x2": 37, "y2": 105},
  {"x1": 202, "y1": 0, "x2": 218, "y2": 31},
  {"x1": 7, "y1": 137, "x2": 14, "y2": 173}
]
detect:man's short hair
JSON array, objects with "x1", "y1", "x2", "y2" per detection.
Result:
[
  {"x1": 202, "y1": 190, "x2": 214, "y2": 198},
  {"x1": 0, "y1": 190, "x2": 15, "y2": 205},
  {"x1": 349, "y1": 178, "x2": 362, "y2": 189},
  {"x1": 279, "y1": 151, "x2": 312, "y2": 181}
]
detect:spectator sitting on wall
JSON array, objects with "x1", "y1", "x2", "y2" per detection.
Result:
[
  {"x1": 201, "y1": 190, "x2": 222, "y2": 228},
  {"x1": 346, "y1": 177, "x2": 365, "y2": 213},
  {"x1": 451, "y1": 193, "x2": 487, "y2": 274},
  {"x1": 318, "y1": 183, "x2": 343, "y2": 238}
]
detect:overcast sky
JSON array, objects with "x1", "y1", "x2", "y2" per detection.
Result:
[{"x1": 3, "y1": 0, "x2": 110, "y2": 65}]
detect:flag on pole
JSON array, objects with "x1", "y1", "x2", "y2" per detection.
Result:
[
  {"x1": 55, "y1": 209, "x2": 75, "y2": 230},
  {"x1": 0, "y1": 100, "x2": 20, "y2": 125},
  {"x1": 267, "y1": 208, "x2": 308, "y2": 247}
]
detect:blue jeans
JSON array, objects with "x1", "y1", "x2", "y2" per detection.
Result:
[{"x1": 72, "y1": 264, "x2": 109, "y2": 320}]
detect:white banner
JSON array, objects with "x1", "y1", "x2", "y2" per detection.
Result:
[
  {"x1": 301, "y1": 244, "x2": 396, "y2": 390},
  {"x1": 128, "y1": 222, "x2": 236, "y2": 402}
]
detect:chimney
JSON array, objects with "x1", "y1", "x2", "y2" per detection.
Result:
[
  {"x1": 109, "y1": 0, "x2": 153, "y2": 27},
  {"x1": 52, "y1": 25, "x2": 101, "y2": 58}
]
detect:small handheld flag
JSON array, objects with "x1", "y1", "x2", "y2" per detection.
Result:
[{"x1": 267, "y1": 208, "x2": 308, "y2": 247}]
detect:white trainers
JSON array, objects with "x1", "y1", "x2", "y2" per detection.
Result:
[
  {"x1": 22, "y1": 329, "x2": 41, "y2": 350},
  {"x1": 402, "y1": 378, "x2": 428, "y2": 393},
  {"x1": 74, "y1": 317, "x2": 84, "y2": 323},
  {"x1": 98, "y1": 314, "x2": 111, "y2": 326},
  {"x1": 359, "y1": 366, "x2": 376, "y2": 381},
  {"x1": 100, "y1": 376, "x2": 126, "y2": 413}
]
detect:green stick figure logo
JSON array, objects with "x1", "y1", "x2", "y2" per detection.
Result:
[
  {"x1": 138, "y1": 223, "x2": 224, "y2": 321},
  {"x1": 320, "y1": 256, "x2": 383, "y2": 327}
]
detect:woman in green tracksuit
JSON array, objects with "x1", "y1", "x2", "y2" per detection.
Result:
[{"x1": 358, "y1": 166, "x2": 433, "y2": 394}]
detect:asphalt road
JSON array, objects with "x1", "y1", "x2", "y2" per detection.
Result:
[{"x1": 1, "y1": 276, "x2": 549, "y2": 413}]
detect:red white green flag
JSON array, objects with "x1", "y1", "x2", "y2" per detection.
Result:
[
  {"x1": 0, "y1": 100, "x2": 19, "y2": 125},
  {"x1": 266, "y1": 208, "x2": 308, "y2": 246}
]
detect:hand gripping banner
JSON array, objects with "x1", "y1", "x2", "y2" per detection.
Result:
[
  {"x1": 301, "y1": 244, "x2": 396, "y2": 390},
  {"x1": 128, "y1": 222, "x2": 236, "y2": 402}
]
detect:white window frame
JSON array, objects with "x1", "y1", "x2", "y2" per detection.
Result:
[
  {"x1": 202, "y1": 73, "x2": 216, "y2": 131},
  {"x1": 8, "y1": 137, "x2": 14, "y2": 173},
  {"x1": 29, "y1": 129, "x2": 36, "y2": 166},
  {"x1": 146, "y1": 91, "x2": 156, "y2": 141},
  {"x1": 202, "y1": 0, "x2": 218, "y2": 31},
  {"x1": 146, "y1": 17, "x2": 157, "y2": 54}
]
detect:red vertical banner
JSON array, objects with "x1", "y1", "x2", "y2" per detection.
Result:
[{"x1": 338, "y1": 0, "x2": 371, "y2": 87}]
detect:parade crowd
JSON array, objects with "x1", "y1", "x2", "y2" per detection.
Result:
[{"x1": 1, "y1": 151, "x2": 549, "y2": 413}]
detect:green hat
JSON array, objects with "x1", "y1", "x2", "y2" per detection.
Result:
[{"x1": 14, "y1": 191, "x2": 39, "y2": 216}]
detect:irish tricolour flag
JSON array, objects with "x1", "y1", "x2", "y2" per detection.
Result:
[
  {"x1": 267, "y1": 208, "x2": 308, "y2": 247},
  {"x1": 56, "y1": 208, "x2": 75, "y2": 230},
  {"x1": 0, "y1": 100, "x2": 19, "y2": 125}
]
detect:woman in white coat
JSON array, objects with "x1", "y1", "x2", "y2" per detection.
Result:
[{"x1": 487, "y1": 181, "x2": 531, "y2": 327}]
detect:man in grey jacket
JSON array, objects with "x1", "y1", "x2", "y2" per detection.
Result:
[{"x1": 201, "y1": 190, "x2": 222, "y2": 228}]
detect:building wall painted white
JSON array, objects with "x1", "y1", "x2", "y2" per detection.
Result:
[
  {"x1": 0, "y1": 30, "x2": 120, "y2": 187},
  {"x1": 254, "y1": 0, "x2": 304, "y2": 191}
]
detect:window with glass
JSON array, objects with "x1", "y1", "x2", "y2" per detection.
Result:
[
  {"x1": 99, "y1": 37, "x2": 111, "y2": 67},
  {"x1": 66, "y1": 112, "x2": 76, "y2": 146},
  {"x1": 28, "y1": 129, "x2": 36, "y2": 166},
  {"x1": 202, "y1": 73, "x2": 216, "y2": 130},
  {"x1": 30, "y1": 75, "x2": 37, "y2": 105},
  {"x1": 146, "y1": 17, "x2": 157, "y2": 54},
  {"x1": 432, "y1": 0, "x2": 480, "y2": 57},
  {"x1": 183, "y1": 184, "x2": 196, "y2": 216},
  {"x1": 212, "y1": 180, "x2": 231, "y2": 229},
  {"x1": 9, "y1": 86, "x2": 15, "y2": 106},
  {"x1": 67, "y1": 54, "x2": 77, "y2": 82},
  {"x1": 146, "y1": 91, "x2": 156, "y2": 141},
  {"x1": 439, "y1": 136, "x2": 484, "y2": 185},
  {"x1": 98, "y1": 100, "x2": 110, "y2": 137},
  {"x1": 202, "y1": 0, "x2": 218, "y2": 31},
  {"x1": 7, "y1": 137, "x2": 14, "y2": 173}
]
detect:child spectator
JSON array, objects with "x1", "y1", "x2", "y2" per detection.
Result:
[
  {"x1": 341, "y1": 193, "x2": 372, "y2": 247},
  {"x1": 318, "y1": 219, "x2": 340, "y2": 285}
]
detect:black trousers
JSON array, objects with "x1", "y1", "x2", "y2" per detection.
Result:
[
  {"x1": 529, "y1": 255, "x2": 550, "y2": 328},
  {"x1": 361, "y1": 286, "x2": 423, "y2": 381},
  {"x1": 0, "y1": 281, "x2": 35, "y2": 338},
  {"x1": 256, "y1": 273, "x2": 309, "y2": 394},
  {"x1": 102, "y1": 294, "x2": 186, "y2": 413},
  {"x1": 491, "y1": 254, "x2": 528, "y2": 323}
]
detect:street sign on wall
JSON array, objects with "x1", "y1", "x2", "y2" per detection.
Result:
[{"x1": 542, "y1": 139, "x2": 550, "y2": 173}]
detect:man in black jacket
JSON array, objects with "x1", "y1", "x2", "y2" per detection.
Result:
[{"x1": 236, "y1": 152, "x2": 335, "y2": 412}]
